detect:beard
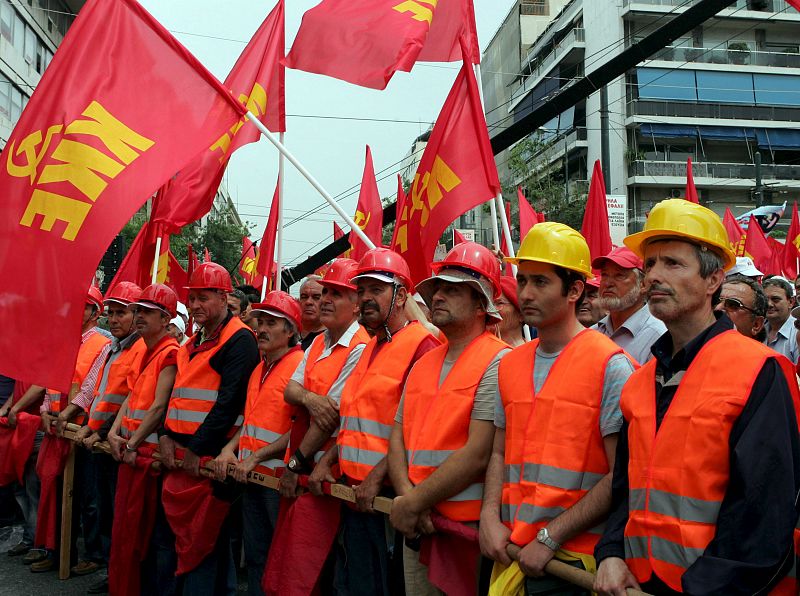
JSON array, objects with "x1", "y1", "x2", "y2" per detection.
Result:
[{"x1": 599, "y1": 285, "x2": 642, "y2": 312}]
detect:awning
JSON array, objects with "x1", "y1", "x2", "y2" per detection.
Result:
[
  {"x1": 640, "y1": 123, "x2": 697, "y2": 138},
  {"x1": 755, "y1": 129, "x2": 800, "y2": 150}
]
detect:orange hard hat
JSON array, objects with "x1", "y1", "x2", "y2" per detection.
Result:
[
  {"x1": 431, "y1": 241, "x2": 501, "y2": 299},
  {"x1": 352, "y1": 247, "x2": 414, "y2": 292},
  {"x1": 319, "y1": 258, "x2": 359, "y2": 292},
  {"x1": 132, "y1": 283, "x2": 178, "y2": 318},
  {"x1": 86, "y1": 286, "x2": 104, "y2": 310},
  {"x1": 185, "y1": 262, "x2": 233, "y2": 292},
  {"x1": 104, "y1": 281, "x2": 142, "y2": 307},
  {"x1": 251, "y1": 291, "x2": 302, "y2": 331}
]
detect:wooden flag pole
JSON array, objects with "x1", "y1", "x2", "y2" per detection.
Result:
[{"x1": 245, "y1": 113, "x2": 376, "y2": 251}]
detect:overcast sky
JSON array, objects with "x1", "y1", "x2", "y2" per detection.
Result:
[{"x1": 137, "y1": 0, "x2": 515, "y2": 269}]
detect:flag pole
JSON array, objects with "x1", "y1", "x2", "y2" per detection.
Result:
[
  {"x1": 151, "y1": 235, "x2": 161, "y2": 285},
  {"x1": 276, "y1": 131, "x2": 285, "y2": 293},
  {"x1": 474, "y1": 64, "x2": 502, "y2": 251},
  {"x1": 245, "y1": 112, "x2": 376, "y2": 250}
]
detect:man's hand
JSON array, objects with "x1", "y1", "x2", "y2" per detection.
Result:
[
  {"x1": 107, "y1": 431, "x2": 125, "y2": 462},
  {"x1": 181, "y1": 449, "x2": 201, "y2": 477},
  {"x1": 0, "y1": 404, "x2": 9, "y2": 419},
  {"x1": 479, "y1": 513, "x2": 513, "y2": 565},
  {"x1": 417, "y1": 509, "x2": 435, "y2": 535},
  {"x1": 73, "y1": 425, "x2": 92, "y2": 444},
  {"x1": 6, "y1": 409, "x2": 17, "y2": 429},
  {"x1": 389, "y1": 493, "x2": 424, "y2": 538},
  {"x1": 54, "y1": 414, "x2": 69, "y2": 437},
  {"x1": 279, "y1": 469, "x2": 300, "y2": 498},
  {"x1": 303, "y1": 393, "x2": 339, "y2": 433},
  {"x1": 308, "y1": 460, "x2": 335, "y2": 496},
  {"x1": 353, "y1": 469, "x2": 382, "y2": 513},
  {"x1": 82, "y1": 432, "x2": 101, "y2": 451},
  {"x1": 41, "y1": 412, "x2": 55, "y2": 434},
  {"x1": 211, "y1": 449, "x2": 238, "y2": 482},
  {"x1": 232, "y1": 455, "x2": 259, "y2": 484},
  {"x1": 158, "y1": 435, "x2": 176, "y2": 470},
  {"x1": 122, "y1": 449, "x2": 137, "y2": 467},
  {"x1": 517, "y1": 540, "x2": 556, "y2": 578},
  {"x1": 594, "y1": 557, "x2": 641, "y2": 596}
]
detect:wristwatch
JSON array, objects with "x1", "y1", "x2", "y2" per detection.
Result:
[
  {"x1": 124, "y1": 443, "x2": 137, "y2": 453},
  {"x1": 286, "y1": 457, "x2": 303, "y2": 474},
  {"x1": 536, "y1": 527, "x2": 561, "y2": 552}
]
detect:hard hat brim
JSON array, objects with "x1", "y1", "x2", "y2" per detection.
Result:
[
  {"x1": 624, "y1": 230, "x2": 736, "y2": 271},
  {"x1": 505, "y1": 254, "x2": 593, "y2": 278},
  {"x1": 103, "y1": 298, "x2": 132, "y2": 308},
  {"x1": 416, "y1": 272, "x2": 503, "y2": 323}
]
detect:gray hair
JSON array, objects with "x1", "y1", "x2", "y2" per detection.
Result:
[
  {"x1": 283, "y1": 319, "x2": 300, "y2": 347},
  {"x1": 693, "y1": 245, "x2": 725, "y2": 279},
  {"x1": 229, "y1": 289, "x2": 249, "y2": 309},
  {"x1": 300, "y1": 275, "x2": 323, "y2": 293},
  {"x1": 724, "y1": 275, "x2": 768, "y2": 318}
]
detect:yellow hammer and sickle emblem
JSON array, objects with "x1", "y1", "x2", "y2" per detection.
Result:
[
  {"x1": 7, "y1": 125, "x2": 63, "y2": 183},
  {"x1": 353, "y1": 210, "x2": 371, "y2": 230}
]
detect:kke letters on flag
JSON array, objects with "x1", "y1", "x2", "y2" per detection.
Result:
[
  {"x1": 350, "y1": 146, "x2": 384, "y2": 261},
  {"x1": 150, "y1": 0, "x2": 285, "y2": 231},
  {"x1": 394, "y1": 39, "x2": 500, "y2": 283},
  {"x1": 286, "y1": 0, "x2": 436, "y2": 89},
  {"x1": 0, "y1": 0, "x2": 247, "y2": 390}
]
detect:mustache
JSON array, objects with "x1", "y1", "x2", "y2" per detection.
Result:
[
  {"x1": 360, "y1": 300, "x2": 380, "y2": 314},
  {"x1": 258, "y1": 333, "x2": 270, "y2": 342},
  {"x1": 647, "y1": 284, "x2": 675, "y2": 298}
]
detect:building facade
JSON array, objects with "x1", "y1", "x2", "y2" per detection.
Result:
[{"x1": 484, "y1": 0, "x2": 800, "y2": 237}]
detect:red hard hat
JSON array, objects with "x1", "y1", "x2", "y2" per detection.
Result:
[
  {"x1": 352, "y1": 247, "x2": 414, "y2": 292},
  {"x1": 104, "y1": 281, "x2": 142, "y2": 306},
  {"x1": 186, "y1": 262, "x2": 233, "y2": 292},
  {"x1": 132, "y1": 283, "x2": 178, "y2": 318},
  {"x1": 251, "y1": 291, "x2": 302, "y2": 331},
  {"x1": 431, "y1": 242, "x2": 501, "y2": 299},
  {"x1": 498, "y1": 275, "x2": 520, "y2": 311},
  {"x1": 86, "y1": 286, "x2": 104, "y2": 310},
  {"x1": 319, "y1": 258, "x2": 359, "y2": 292}
]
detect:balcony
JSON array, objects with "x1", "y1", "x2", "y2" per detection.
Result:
[
  {"x1": 623, "y1": 0, "x2": 793, "y2": 13},
  {"x1": 628, "y1": 99, "x2": 800, "y2": 122},
  {"x1": 628, "y1": 159, "x2": 800, "y2": 187},
  {"x1": 643, "y1": 44, "x2": 800, "y2": 68}
]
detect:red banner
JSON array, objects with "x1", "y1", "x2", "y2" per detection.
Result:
[
  {"x1": 0, "y1": 0, "x2": 245, "y2": 391},
  {"x1": 390, "y1": 174, "x2": 408, "y2": 250},
  {"x1": 418, "y1": 0, "x2": 480, "y2": 64},
  {"x1": 517, "y1": 187, "x2": 539, "y2": 240},
  {"x1": 240, "y1": 237, "x2": 264, "y2": 288},
  {"x1": 783, "y1": 202, "x2": 800, "y2": 280},
  {"x1": 745, "y1": 215, "x2": 777, "y2": 275},
  {"x1": 109, "y1": 221, "x2": 169, "y2": 291},
  {"x1": 393, "y1": 40, "x2": 500, "y2": 283},
  {"x1": 685, "y1": 157, "x2": 699, "y2": 204},
  {"x1": 150, "y1": 0, "x2": 285, "y2": 231},
  {"x1": 723, "y1": 207, "x2": 746, "y2": 257},
  {"x1": 350, "y1": 146, "x2": 384, "y2": 261},
  {"x1": 581, "y1": 160, "x2": 613, "y2": 268},
  {"x1": 256, "y1": 181, "x2": 280, "y2": 286}
]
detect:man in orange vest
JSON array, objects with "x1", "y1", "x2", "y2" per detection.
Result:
[
  {"x1": 308, "y1": 248, "x2": 439, "y2": 595},
  {"x1": 159, "y1": 263, "x2": 259, "y2": 595},
  {"x1": 388, "y1": 242, "x2": 509, "y2": 594},
  {"x1": 594, "y1": 199, "x2": 800, "y2": 595},
  {"x1": 480, "y1": 223, "x2": 636, "y2": 593},
  {"x1": 210, "y1": 291, "x2": 304, "y2": 596}
]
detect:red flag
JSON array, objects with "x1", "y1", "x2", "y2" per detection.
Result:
[
  {"x1": 685, "y1": 157, "x2": 699, "y2": 204},
  {"x1": 453, "y1": 228, "x2": 467, "y2": 245},
  {"x1": 418, "y1": 0, "x2": 480, "y2": 64},
  {"x1": 203, "y1": 248, "x2": 211, "y2": 263},
  {"x1": 240, "y1": 237, "x2": 264, "y2": 287},
  {"x1": 187, "y1": 244, "x2": 200, "y2": 278},
  {"x1": 285, "y1": 0, "x2": 434, "y2": 89},
  {"x1": 390, "y1": 174, "x2": 407, "y2": 250},
  {"x1": 256, "y1": 181, "x2": 280, "y2": 285},
  {"x1": 395, "y1": 40, "x2": 501, "y2": 283},
  {"x1": 500, "y1": 202, "x2": 514, "y2": 276},
  {"x1": 768, "y1": 237, "x2": 786, "y2": 277},
  {"x1": 109, "y1": 222, "x2": 170, "y2": 291},
  {"x1": 783, "y1": 202, "x2": 800, "y2": 280},
  {"x1": 350, "y1": 146, "x2": 383, "y2": 261},
  {"x1": 166, "y1": 251, "x2": 189, "y2": 303},
  {"x1": 0, "y1": 0, "x2": 246, "y2": 391},
  {"x1": 333, "y1": 221, "x2": 352, "y2": 258},
  {"x1": 150, "y1": 0, "x2": 285, "y2": 231},
  {"x1": 581, "y1": 160, "x2": 613, "y2": 266},
  {"x1": 517, "y1": 187, "x2": 538, "y2": 239},
  {"x1": 745, "y1": 215, "x2": 777, "y2": 275},
  {"x1": 788, "y1": 0, "x2": 800, "y2": 12},
  {"x1": 723, "y1": 207, "x2": 746, "y2": 257}
]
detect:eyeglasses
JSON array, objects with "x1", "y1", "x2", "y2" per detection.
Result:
[{"x1": 719, "y1": 297, "x2": 758, "y2": 315}]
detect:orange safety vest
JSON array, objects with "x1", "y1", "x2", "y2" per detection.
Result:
[
  {"x1": 403, "y1": 331, "x2": 507, "y2": 522},
  {"x1": 293, "y1": 323, "x2": 371, "y2": 463},
  {"x1": 499, "y1": 330, "x2": 629, "y2": 554},
  {"x1": 47, "y1": 331, "x2": 110, "y2": 424},
  {"x1": 238, "y1": 348, "x2": 304, "y2": 476},
  {"x1": 338, "y1": 322, "x2": 437, "y2": 483},
  {"x1": 121, "y1": 336, "x2": 179, "y2": 449},
  {"x1": 87, "y1": 337, "x2": 146, "y2": 431},
  {"x1": 165, "y1": 317, "x2": 250, "y2": 437},
  {"x1": 621, "y1": 330, "x2": 800, "y2": 593}
]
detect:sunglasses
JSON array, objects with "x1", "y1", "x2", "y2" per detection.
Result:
[{"x1": 719, "y1": 297, "x2": 758, "y2": 315}]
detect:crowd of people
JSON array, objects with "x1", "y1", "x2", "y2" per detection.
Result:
[{"x1": 0, "y1": 197, "x2": 798, "y2": 596}]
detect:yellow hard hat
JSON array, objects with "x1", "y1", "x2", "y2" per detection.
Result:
[
  {"x1": 624, "y1": 199, "x2": 735, "y2": 270},
  {"x1": 506, "y1": 221, "x2": 593, "y2": 277}
]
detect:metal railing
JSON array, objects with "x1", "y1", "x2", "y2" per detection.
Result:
[
  {"x1": 622, "y1": 0, "x2": 791, "y2": 12},
  {"x1": 628, "y1": 159, "x2": 800, "y2": 179},
  {"x1": 513, "y1": 28, "x2": 586, "y2": 106},
  {"x1": 629, "y1": 99, "x2": 800, "y2": 121},
  {"x1": 641, "y1": 44, "x2": 800, "y2": 68}
]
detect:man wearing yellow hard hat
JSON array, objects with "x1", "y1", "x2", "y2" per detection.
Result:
[
  {"x1": 594, "y1": 199, "x2": 800, "y2": 595},
  {"x1": 480, "y1": 222, "x2": 636, "y2": 592}
]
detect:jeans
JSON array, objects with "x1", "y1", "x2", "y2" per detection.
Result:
[
  {"x1": 177, "y1": 523, "x2": 237, "y2": 596},
  {"x1": 87, "y1": 451, "x2": 117, "y2": 561},
  {"x1": 241, "y1": 484, "x2": 280, "y2": 596},
  {"x1": 333, "y1": 506, "x2": 391, "y2": 596},
  {"x1": 14, "y1": 431, "x2": 41, "y2": 546},
  {"x1": 74, "y1": 445, "x2": 104, "y2": 562}
]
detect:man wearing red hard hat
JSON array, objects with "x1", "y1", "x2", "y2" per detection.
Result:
[
  {"x1": 388, "y1": 242, "x2": 510, "y2": 593},
  {"x1": 159, "y1": 263, "x2": 259, "y2": 593},
  {"x1": 210, "y1": 290, "x2": 304, "y2": 596}
]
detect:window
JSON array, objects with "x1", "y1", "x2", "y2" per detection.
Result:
[
  {"x1": 0, "y1": 76, "x2": 11, "y2": 119},
  {"x1": 24, "y1": 26, "x2": 35, "y2": 65},
  {"x1": 12, "y1": 12, "x2": 24, "y2": 55},
  {"x1": 636, "y1": 68, "x2": 697, "y2": 101},
  {"x1": 754, "y1": 73, "x2": 800, "y2": 106},
  {"x1": 0, "y1": 4, "x2": 12, "y2": 44},
  {"x1": 10, "y1": 86, "x2": 22, "y2": 122}
]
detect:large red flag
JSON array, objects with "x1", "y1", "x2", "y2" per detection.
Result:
[
  {"x1": 333, "y1": 221, "x2": 352, "y2": 258},
  {"x1": 256, "y1": 181, "x2": 280, "y2": 285},
  {"x1": 285, "y1": 0, "x2": 434, "y2": 89},
  {"x1": 723, "y1": 207, "x2": 746, "y2": 257},
  {"x1": 150, "y1": 0, "x2": 285, "y2": 231},
  {"x1": 517, "y1": 187, "x2": 539, "y2": 239},
  {"x1": 685, "y1": 157, "x2": 699, "y2": 204},
  {"x1": 240, "y1": 237, "x2": 264, "y2": 287},
  {"x1": 109, "y1": 222, "x2": 170, "y2": 291},
  {"x1": 166, "y1": 251, "x2": 189, "y2": 303},
  {"x1": 782, "y1": 202, "x2": 800, "y2": 280},
  {"x1": 395, "y1": 40, "x2": 501, "y2": 283},
  {"x1": 745, "y1": 215, "x2": 777, "y2": 275},
  {"x1": 390, "y1": 174, "x2": 407, "y2": 250},
  {"x1": 417, "y1": 0, "x2": 480, "y2": 64},
  {"x1": 0, "y1": 0, "x2": 246, "y2": 390},
  {"x1": 581, "y1": 160, "x2": 613, "y2": 266},
  {"x1": 350, "y1": 146, "x2": 383, "y2": 261}
]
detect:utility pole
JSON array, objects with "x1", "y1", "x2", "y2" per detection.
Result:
[
  {"x1": 754, "y1": 151, "x2": 763, "y2": 207},
  {"x1": 600, "y1": 86, "x2": 611, "y2": 193}
]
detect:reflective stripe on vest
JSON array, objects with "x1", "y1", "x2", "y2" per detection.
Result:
[
  {"x1": 88, "y1": 338, "x2": 146, "y2": 431},
  {"x1": 498, "y1": 330, "x2": 628, "y2": 554},
  {"x1": 166, "y1": 317, "x2": 251, "y2": 436},
  {"x1": 620, "y1": 331, "x2": 798, "y2": 592},
  {"x1": 403, "y1": 331, "x2": 508, "y2": 522},
  {"x1": 337, "y1": 323, "x2": 437, "y2": 482}
]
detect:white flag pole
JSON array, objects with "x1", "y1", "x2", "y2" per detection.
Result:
[
  {"x1": 260, "y1": 270, "x2": 268, "y2": 301},
  {"x1": 245, "y1": 112, "x2": 376, "y2": 251},
  {"x1": 474, "y1": 64, "x2": 502, "y2": 251},
  {"x1": 275, "y1": 131, "x2": 285, "y2": 293},
  {"x1": 151, "y1": 235, "x2": 162, "y2": 285}
]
